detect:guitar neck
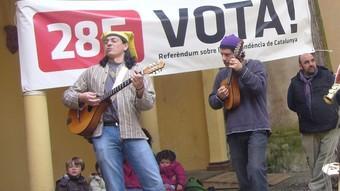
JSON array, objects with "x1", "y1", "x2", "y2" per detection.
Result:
[
  {"x1": 226, "y1": 68, "x2": 233, "y2": 85},
  {"x1": 98, "y1": 60, "x2": 165, "y2": 101},
  {"x1": 101, "y1": 78, "x2": 132, "y2": 101}
]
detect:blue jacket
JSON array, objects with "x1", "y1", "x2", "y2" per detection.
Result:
[
  {"x1": 209, "y1": 59, "x2": 270, "y2": 135},
  {"x1": 287, "y1": 66, "x2": 339, "y2": 133}
]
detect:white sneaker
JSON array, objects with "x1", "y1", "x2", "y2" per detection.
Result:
[{"x1": 322, "y1": 162, "x2": 340, "y2": 176}]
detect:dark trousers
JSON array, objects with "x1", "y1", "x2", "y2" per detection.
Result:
[{"x1": 227, "y1": 130, "x2": 269, "y2": 191}]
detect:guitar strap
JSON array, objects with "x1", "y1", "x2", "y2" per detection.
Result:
[{"x1": 112, "y1": 65, "x2": 128, "y2": 89}]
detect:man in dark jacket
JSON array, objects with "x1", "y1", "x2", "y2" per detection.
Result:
[
  {"x1": 287, "y1": 53, "x2": 340, "y2": 191},
  {"x1": 209, "y1": 34, "x2": 270, "y2": 191}
]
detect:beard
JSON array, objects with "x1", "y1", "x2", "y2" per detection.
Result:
[
  {"x1": 306, "y1": 67, "x2": 316, "y2": 75},
  {"x1": 303, "y1": 66, "x2": 318, "y2": 77}
]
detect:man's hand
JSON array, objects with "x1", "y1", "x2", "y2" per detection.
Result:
[
  {"x1": 78, "y1": 92, "x2": 101, "y2": 106},
  {"x1": 131, "y1": 70, "x2": 144, "y2": 98},
  {"x1": 131, "y1": 70, "x2": 144, "y2": 90},
  {"x1": 217, "y1": 86, "x2": 229, "y2": 101},
  {"x1": 228, "y1": 57, "x2": 243, "y2": 71}
]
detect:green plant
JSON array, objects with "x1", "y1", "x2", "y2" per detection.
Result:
[{"x1": 267, "y1": 126, "x2": 307, "y2": 173}]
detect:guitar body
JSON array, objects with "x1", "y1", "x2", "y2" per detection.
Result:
[
  {"x1": 67, "y1": 101, "x2": 110, "y2": 137},
  {"x1": 221, "y1": 75, "x2": 240, "y2": 110},
  {"x1": 65, "y1": 60, "x2": 166, "y2": 137}
]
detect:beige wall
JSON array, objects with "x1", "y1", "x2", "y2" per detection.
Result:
[
  {"x1": 155, "y1": 72, "x2": 210, "y2": 170},
  {"x1": 266, "y1": 57, "x2": 300, "y2": 129}
]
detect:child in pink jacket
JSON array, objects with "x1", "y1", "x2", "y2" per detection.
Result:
[{"x1": 156, "y1": 149, "x2": 186, "y2": 191}]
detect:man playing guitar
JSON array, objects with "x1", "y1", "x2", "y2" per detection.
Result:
[{"x1": 63, "y1": 31, "x2": 164, "y2": 191}]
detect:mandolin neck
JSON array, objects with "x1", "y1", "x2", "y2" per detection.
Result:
[{"x1": 101, "y1": 78, "x2": 132, "y2": 101}]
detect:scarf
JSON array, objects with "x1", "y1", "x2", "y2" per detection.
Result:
[{"x1": 298, "y1": 67, "x2": 318, "y2": 113}]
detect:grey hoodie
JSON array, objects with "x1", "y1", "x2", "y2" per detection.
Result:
[{"x1": 209, "y1": 59, "x2": 270, "y2": 135}]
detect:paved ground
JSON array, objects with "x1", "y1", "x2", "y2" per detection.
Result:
[
  {"x1": 186, "y1": 170, "x2": 324, "y2": 191},
  {"x1": 269, "y1": 172, "x2": 310, "y2": 191}
]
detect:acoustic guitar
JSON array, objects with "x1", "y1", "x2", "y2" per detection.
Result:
[
  {"x1": 67, "y1": 60, "x2": 165, "y2": 137},
  {"x1": 220, "y1": 40, "x2": 244, "y2": 110}
]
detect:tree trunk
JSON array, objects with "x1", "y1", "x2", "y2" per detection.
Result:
[{"x1": 309, "y1": 0, "x2": 331, "y2": 69}]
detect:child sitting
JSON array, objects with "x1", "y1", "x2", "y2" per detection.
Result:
[
  {"x1": 156, "y1": 149, "x2": 186, "y2": 191},
  {"x1": 88, "y1": 162, "x2": 106, "y2": 191},
  {"x1": 55, "y1": 156, "x2": 89, "y2": 191}
]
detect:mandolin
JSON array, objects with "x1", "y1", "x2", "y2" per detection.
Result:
[
  {"x1": 220, "y1": 40, "x2": 244, "y2": 110},
  {"x1": 66, "y1": 60, "x2": 165, "y2": 137}
]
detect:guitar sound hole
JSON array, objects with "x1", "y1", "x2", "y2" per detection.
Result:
[
  {"x1": 87, "y1": 106, "x2": 92, "y2": 112},
  {"x1": 66, "y1": 117, "x2": 72, "y2": 125}
]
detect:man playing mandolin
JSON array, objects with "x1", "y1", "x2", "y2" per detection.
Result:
[
  {"x1": 63, "y1": 31, "x2": 164, "y2": 191},
  {"x1": 209, "y1": 34, "x2": 270, "y2": 191}
]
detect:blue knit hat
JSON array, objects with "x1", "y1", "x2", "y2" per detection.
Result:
[{"x1": 219, "y1": 34, "x2": 241, "y2": 52}]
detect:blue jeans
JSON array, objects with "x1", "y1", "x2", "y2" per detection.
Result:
[
  {"x1": 92, "y1": 126, "x2": 164, "y2": 191},
  {"x1": 227, "y1": 130, "x2": 269, "y2": 191}
]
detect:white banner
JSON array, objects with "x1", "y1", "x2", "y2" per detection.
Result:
[{"x1": 16, "y1": 0, "x2": 313, "y2": 91}]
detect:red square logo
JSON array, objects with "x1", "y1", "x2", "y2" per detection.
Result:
[{"x1": 33, "y1": 10, "x2": 144, "y2": 72}]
